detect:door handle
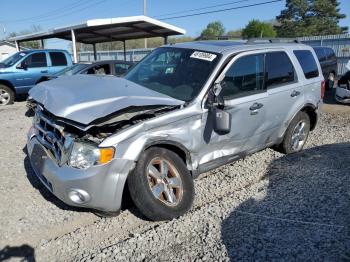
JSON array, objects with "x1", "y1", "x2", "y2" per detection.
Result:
[
  {"x1": 249, "y1": 102, "x2": 264, "y2": 111},
  {"x1": 41, "y1": 70, "x2": 48, "y2": 73},
  {"x1": 291, "y1": 90, "x2": 300, "y2": 97}
]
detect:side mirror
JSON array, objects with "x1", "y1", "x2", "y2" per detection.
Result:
[
  {"x1": 213, "y1": 107, "x2": 231, "y2": 135},
  {"x1": 206, "y1": 82, "x2": 231, "y2": 134},
  {"x1": 17, "y1": 62, "x2": 28, "y2": 70}
]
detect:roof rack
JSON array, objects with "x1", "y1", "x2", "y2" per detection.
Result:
[{"x1": 246, "y1": 38, "x2": 300, "y2": 44}]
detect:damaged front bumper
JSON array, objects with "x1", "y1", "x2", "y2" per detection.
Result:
[{"x1": 26, "y1": 130, "x2": 135, "y2": 212}]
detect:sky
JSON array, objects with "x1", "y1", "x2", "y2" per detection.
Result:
[{"x1": 0, "y1": 0, "x2": 349, "y2": 50}]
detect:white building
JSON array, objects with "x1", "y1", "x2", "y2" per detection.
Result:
[{"x1": 0, "y1": 41, "x2": 19, "y2": 61}]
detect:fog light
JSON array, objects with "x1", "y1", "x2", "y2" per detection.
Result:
[{"x1": 68, "y1": 189, "x2": 91, "y2": 204}]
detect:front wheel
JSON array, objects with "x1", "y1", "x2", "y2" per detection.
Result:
[
  {"x1": 0, "y1": 85, "x2": 14, "y2": 106},
  {"x1": 128, "y1": 147, "x2": 194, "y2": 221},
  {"x1": 276, "y1": 111, "x2": 310, "y2": 154}
]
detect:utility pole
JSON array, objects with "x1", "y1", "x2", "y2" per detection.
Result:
[
  {"x1": 144, "y1": 0, "x2": 147, "y2": 49},
  {"x1": 0, "y1": 24, "x2": 5, "y2": 40}
]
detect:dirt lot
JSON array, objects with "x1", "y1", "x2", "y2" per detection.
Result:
[{"x1": 0, "y1": 101, "x2": 349, "y2": 262}]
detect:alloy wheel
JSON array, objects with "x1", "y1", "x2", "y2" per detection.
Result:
[
  {"x1": 0, "y1": 88, "x2": 10, "y2": 106},
  {"x1": 291, "y1": 120, "x2": 307, "y2": 151},
  {"x1": 146, "y1": 157, "x2": 183, "y2": 206}
]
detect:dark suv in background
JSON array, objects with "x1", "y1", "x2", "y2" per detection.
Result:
[{"x1": 313, "y1": 47, "x2": 337, "y2": 89}]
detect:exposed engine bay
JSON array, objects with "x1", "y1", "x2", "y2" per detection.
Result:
[{"x1": 33, "y1": 101, "x2": 180, "y2": 144}]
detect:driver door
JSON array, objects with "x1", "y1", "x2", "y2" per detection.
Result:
[
  {"x1": 200, "y1": 52, "x2": 270, "y2": 166},
  {"x1": 13, "y1": 52, "x2": 48, "y2": 93}
]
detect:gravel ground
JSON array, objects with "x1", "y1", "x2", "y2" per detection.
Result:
[{"x1": 0, "y1": 101, "x2": 349, "y2": 262}]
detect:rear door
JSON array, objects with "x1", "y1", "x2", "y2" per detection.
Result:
[
  {"x1": 48, "y1": 52, "x2": 68, "y2": 74},
  {"x1": 264, "y1": 50, "x2": 303, "y2": 142},
  {"x1": 293, "y1": 49, "x2": 322, "y2": 106}
]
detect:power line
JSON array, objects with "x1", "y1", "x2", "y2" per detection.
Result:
[
  {"x1": 154, "y1": 0, "x2": 253, "y2": 18},
  {"x1": 28, "y1": 0, "x2": 109, "y2": 23},
  {"x1": 159, "y1": 0, "x2": 282, "y2": 21},
  {"x1": 0, "y1": 0, "x2": 87, "y2": 23},
  {"x1": 9, "y1": 0, "x2": 109, "y2": 25}
]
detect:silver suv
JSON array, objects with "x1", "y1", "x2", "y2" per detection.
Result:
[{"x1": 27, "y1": 41, "x2": 324, "y2": 221}]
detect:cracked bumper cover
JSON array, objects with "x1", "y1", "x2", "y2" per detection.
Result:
[{"x1": 26, "y1": 135, "x2": 135, "y2": 212}]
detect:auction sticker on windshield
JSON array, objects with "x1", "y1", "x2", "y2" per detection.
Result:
[{"x1": 190, "y1": 51, "x2": 217, "y2": 62}]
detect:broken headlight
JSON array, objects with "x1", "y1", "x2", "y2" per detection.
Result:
[{"x1": 69, "y1": 142, "x2": 115, "y2": 169}]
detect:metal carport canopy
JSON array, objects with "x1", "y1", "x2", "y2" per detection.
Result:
[{"x1": 9, "y1": 15, "x2": 186, "y2": 62}]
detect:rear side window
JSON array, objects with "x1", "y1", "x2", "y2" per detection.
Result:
[
  {"x1": 314, "y1": 48, "x2": 326, "y2": 62},
  {"x1": 325, "y1": 48, "x2": 336, "y2": 59},
  {"x1": 23, "y1": 52, "x2": 47, "y2": 68},
  {"x1": 265, "y1": 52, "x2": 295, "y2": 88},
  {"x1": 293, "y1": 50, "x2": 319, "y2": 79},
  {"x1": 50, "y1": 52, "x2": 67, "y2": 66},
  {"x1": 221, "y1": 54, "x2": 264, "y2": 99}
]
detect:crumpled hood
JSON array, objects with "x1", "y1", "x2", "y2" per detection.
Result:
[{"x1": 29, "y1": 75, "x2": 184, "y2": 125}]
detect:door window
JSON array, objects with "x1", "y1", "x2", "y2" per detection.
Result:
[
  {"x1": 49, "y1": 52, "x2": 67, "y2": 66},
  {"x1": 221, "y1": 54, "x2": 264, "y2": 99},
  {"x1": 22, "y1": 52, "x2": 47, "y2": 68},
  {"x1": 293, "y1": 50, "x2": 319, "y2": 79},
  {"x1": 314, "y1": 48, "x2": 326, "y2": 62},
  {"x1": 86, "y1": 64, "x2": 111, "y2": 75},
  {"x1": 265, "y1": 52, "x2": 295, "y2": 88},
  {"x1": 115, "y1": 63, "x2": 131, "y2": 76},
  {"x1": 325, "y1": 48, "x2": 336, "y2": 60}
]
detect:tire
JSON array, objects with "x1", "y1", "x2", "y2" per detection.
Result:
[
  {"x1": 128, "y1": 147, "x2": 194, "y2": 221},
  {"x1": 276, "y1": 111, "x2": 310, "y2": 154},
  {"x1": 0, "y1": 84, "x2": 15, "y2": 106}
]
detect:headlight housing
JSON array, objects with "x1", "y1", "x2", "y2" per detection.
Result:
[{"x1": 69, "y1": 142, "x2": 115, "y2": 169}]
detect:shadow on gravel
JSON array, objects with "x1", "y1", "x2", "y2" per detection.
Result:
[
  {"x1": 0, "y1": 244, "x2": 35, "y2": 262},
  {"x1": 222, "y1": 143, "x2": 350, "y2": 261}
]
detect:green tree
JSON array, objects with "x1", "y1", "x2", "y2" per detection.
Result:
[
  {"x1": 200, "y1": 21, "x2": 225, "y2": 39},
  {"x1": 8, "y1": 25, "x2": 43, "y2": 49},
  {"x1": 242, "y1": 20, "x2": 277, "y2": 38},
  {"x1": 276, "y1": 0, "x2": 347, "y2": 37},
  {"x1": 227, "y1": 29, "x2": 242, "y2": 38}
]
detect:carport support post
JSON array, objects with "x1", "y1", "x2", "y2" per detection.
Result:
[
  {"x1": 92, "y1": 43, "x2": 97, "y2": 61},
  {"x1": 123, "y1": 40, "x2": 126, "y2": 61},
  {"x1": 40, "y1": 39, "x2": 45, "y2": 49},
  {"x1": 164, "y1": 36, "x2": 168, "y2": 45},
  {"x1": 15, "y1": 41, "x2": 20, "y2": 51},
  {"x1": 71, "y1": 29, "x2": 78, "y2": 63}
]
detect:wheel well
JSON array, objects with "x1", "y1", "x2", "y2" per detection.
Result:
[
  {"x1": 0, "y1": 80, "x2": 15, "y2": 94},
  {"x1": 302, "y1": 106, "x2": 317, "y2": 131},
  {"x1": 146, "y1": 143, "x2": 189, "y2": 165}
]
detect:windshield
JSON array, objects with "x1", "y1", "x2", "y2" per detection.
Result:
[
  {"x1": 1, "y1": 51, "x2": 29, "y2": 67},
  {"x1": 125, "y1": 47, "x2": 221, "y2": 102},
  {"x1": 54, "y1": 63, "x2": 88, "y2": 76}
]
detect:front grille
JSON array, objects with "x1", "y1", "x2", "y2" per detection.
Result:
[{"x1": 34, "y1": 107, "x2": 73, "y2": 165}]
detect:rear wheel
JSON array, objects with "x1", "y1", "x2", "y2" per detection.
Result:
[
  {"x1": 128, "y1": 147, "x2": 194, "y2": 221},
  {"x1": 275, "y1": 111, "x2": 310, "y2": 154},
  {"x1": 0, "y1": 84, "x2": 14, "y2": 106}
]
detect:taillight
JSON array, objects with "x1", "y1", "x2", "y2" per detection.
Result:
[{"x1": 321, "y1": 80, "x2": 325, "y2": 100}]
